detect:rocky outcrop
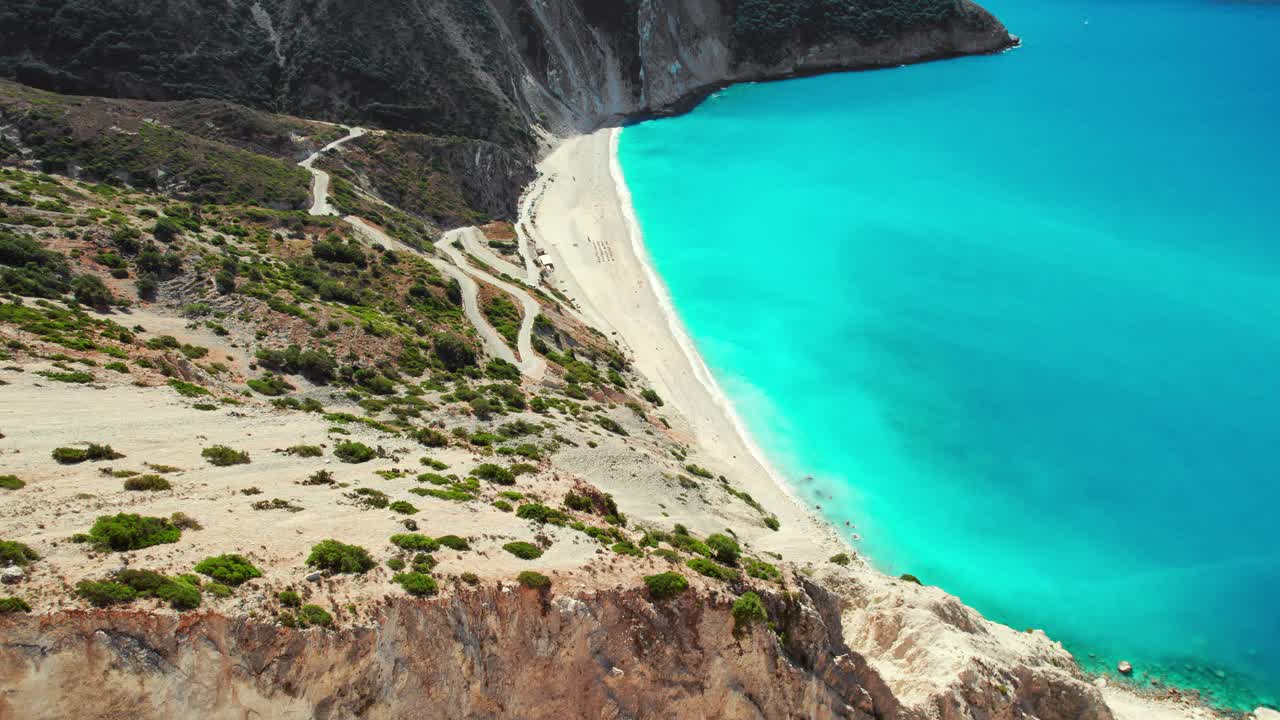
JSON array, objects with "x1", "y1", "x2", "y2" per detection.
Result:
[
  {"x1": 0, "y1": 585, "x2": 878, "y2": 720},
  {"x1": 0, "y1": 580, "x2": 1112, "y2": 720}
]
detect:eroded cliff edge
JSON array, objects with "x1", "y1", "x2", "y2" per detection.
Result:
[{"x1": 1, "y1": 580, "x2": 1106, "y2": 720}]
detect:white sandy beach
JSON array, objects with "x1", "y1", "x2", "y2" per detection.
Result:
[{"x1": 527, "y1": 128, "x2": 849, "y2": 565}]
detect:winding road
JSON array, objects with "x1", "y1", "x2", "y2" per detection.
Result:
[
  {"x1": 299, "y1": 126, "x2": 367, "y2": 216},
  {"x1": 436, "y1": 228, "x2": 546, "y2": 381},
  {"x1": 298, "y1": 126, "x2": 545, "y2": 380}
]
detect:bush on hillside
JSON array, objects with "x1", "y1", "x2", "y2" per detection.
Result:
[
  {"x1": 202, "y1": 445, "x2": 250, "y2": 466},
  {"x1": 502, "y1": 541, "x2": 542, "y2": 560},
  {"x1": 643, "y1": 572, "x2": 689, "y2": 601},
  {"x1": 393, "y1": 571, "x2": 439, "y2": 597},
  {"x1": 82, "y1": 514, "x2": 180, "y2": 551},
  {"x1": 194, "y1": 554, "x2": 263, "y2": 586},
  {"x1": 306, "y1": 540, "x2": 375, "y2": 574},
  {"x1": 516, "y1": 571, "x2": 550, "y2": 590}
]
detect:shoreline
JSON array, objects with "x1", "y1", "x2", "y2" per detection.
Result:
[
  {"x1": 604, "y1": 128, "x2": 817, "y2": 527},
  {"x1": 527, "y1": 128, "x2": 848, "y2": 565},
  {"x1": 525, "y1": 127, "x2": 1243, "y2": 720}
]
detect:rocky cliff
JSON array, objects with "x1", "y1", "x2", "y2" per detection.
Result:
[
  {"x1": 0, "y1": 580, "x2": 1107, "y2": 720},
  {"x1": 0, "y1": 0, "x2": 1015, "y2": 142}
]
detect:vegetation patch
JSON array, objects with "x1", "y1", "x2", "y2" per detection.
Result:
[
  {"x1": 687, "y1": 557, "x2": 739, "y2": 583},
  {"x1": 502, "y1": 541, "x2": 542, "y2": 560},
  {"x1": 306, "y1": 539, "x2": 375, "y2": 574},
  {"x1": 0, "y1": 540, "x2": 39, "y2": 567},
  {"x1": 0, "y1": 596, "x2": 32, "y2": 613},
  {"x1": 168, "y1": 379, "x2": 210, "y2": 397},
  {"x1": 731, "y1": 591, "x2": 768, "y2": 633},
  {"x1": 80, "y1": 513, "x2": 180, "y2": 551},
  {"x1": 516, "y1": 571, "x2": 550, "y2": 590},
  {"x1": 388, "y1": 500, "x2": 418, "y2": 515},
  {"x1": 202, "y1": 445, "x2": 250, "y2": 466},
  {"x1": 0, "y1": 475, "x2": 25, "y2": 490},
  {"x1": 643, "y1": 572, "x2": 689, "y2": 601},
  {"x1": 123, "y1": 474, "x2": 171, "y2": 491},
  {"x1": 393, "y1": 571, "x2": 438, "y2": 597},
  {"x1": 192, "y1": 554, "x2": 262, "y2": 586},
  {"x1": 390, "y1": 533, "x2": 439, "y2": 551},
  {"x1": 334, "y1": 441, "x2": 376, "y2": 463}
]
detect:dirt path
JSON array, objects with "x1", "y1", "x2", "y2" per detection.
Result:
[
  {"x1": 299, "y1": 130, "x2": 539, "y2": 379},
  {"x1": 344, "y1": 218, "x2": 519, "y2": 368},
  {"x1": 299, "y1": 126, "x2": 367, "y2": 216},
  {"x1": 513, "y1": 174, "x2": 548, "y2": 286},
  {"x1": 437, "y1": 228, "x2": 546, "y2": 381}
]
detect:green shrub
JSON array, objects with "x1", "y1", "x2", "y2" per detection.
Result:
[
  {"x1": 168, "y1": 379, "x2": 211, "y2": 397},
  {"x1": 436, "y1": 535, "x2": 469, "y2": 551},
  {"x1": 611, "y1": 541, "x2": 643, "y2": 557},
  {"x1": 493, "y1": 500, "x2": 513, "y2": 512},
  {"x1": 71, "y1": 273, "x2": 114, "y2": 308},
  {"x1": 247, "y1": 374, "x2": 295, "y2": 396},
  {"x1": 306, "y1": 540, "x2": 375, "y2": 574},
  {"x1": 731, "y1": 592, "x2": 768, "y2": 631},
  {"x1": 388, "y1": 500, "x2": 418, "y2": 515},
  {"x1": 685, "y1": 464, "x2": 714, "y2": 479},
  {"x1": 434, "y1": 333, "x2": 477, "y2": 371},
  {"x1": 303, "y1": 470, "x2": 336, "y2": 486},
  {"x1": 390, "y1": 533, "x2": 439, "y2": 552},
  {"x1": 595, "y1": 416, "x2": 627, "y2": 436},
  {"x1": 0, "y1": 540, "x2": 39, "y2": 567},
  {"x1": 0, "y1": 596, "x2": 32, "y2": 613},
  {"x1": 515, "y1": 503, "x2": 569, "y2": 526},
  {"x1": 516, "y1": 571, "x2": 550, "y2": 590},
  {"x1": 412, "y1": 427, "x2": 449, "y2": 448},
  {"x1": 334, "y1": 442, "x2": 375, "y2": 463},
  {"x1": 194, "y1": 554, "x2": 263, "y2": 586},
  {"x1": 349, "y1": 487, "x2": 389, "y2": 509},
  {"x1": 76, "y1": 580, "x2": 138, "y2": 607},
  {"x1": 503, "y1": 541, "x2": 542, "y2": 560},
  {"x1": 393, "y1": 571, "x2": 439, "y2": 597},
  {"x1": 705, "y1": 533, "x2": 741, "y2": 566},
  {"x1": 284, "y1": 444, "x2": 323, "y2": 458},
  {"x1": 745, "y1": 559, "x2": 782, "y2": 583},
  {"x1": 387, "y1": 557, "x2": 407, "y2": 571},
  {"x1": 123, "y1": 474, "x2": 171, "y2": 491},
  {"x1": 763, "y1": 516, "x2": 780, "y2": 531},
  {"x1": 204, "y1": 583, "x2": 232, "y2": 598},
  {"x1": 899, "y1": 573, "x2": 923, "y2": 586},
  {"x1": 472, "y1": 463, "x2": 514, "y2": 485},
  {"x1": 53, "y1": 443, "x2": 123, "y2": 463},
  {"x1": 154, "y1": 578, "x2": 202, "y2": 610},
  {"x1": 278, "y1": 590, "x2": 301, "y2": 608},
  {"x1": 643, "y1": 572, "x2": 689, "y2": 601},
  {"x1": 460, "y1": 572, "x2": 480, "y2": 585},
  {"x1": 687, "y1": 557, "x2": 739, "y2": 583},
  {"x1": 37, "y1": 370, "x2": 95, "y2": 384},
  {"x1": 0, "y1": 475, "x2": 25, "y2": 490},
  {"x1": 829, "y1": 553, "x2": 851, "y2": 566},
  {"x1": 298, "y1": 604, "x2": 333, "y2": 627},
  {"x1": 563, "y1": 492, "x2": 593, "y2": 512},
  {"x1": 202, "y1": 445, "x2": 250, "y2": 466},
  {"x1": 83, "y1": 514, "x2": 180, "y2": 551}
]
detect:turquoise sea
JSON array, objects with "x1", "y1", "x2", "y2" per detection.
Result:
[{"x1": 617, "y1": 0, "x2": 1280, "y2": 710}]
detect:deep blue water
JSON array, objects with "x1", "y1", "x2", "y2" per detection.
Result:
[{"x1": 618, "y1": 0, "x2": 1280, "y2": 709}]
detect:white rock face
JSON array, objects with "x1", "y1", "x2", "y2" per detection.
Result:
[
  {"x1": 1, "y1": 565, "x2": 22, "y2": 584},
  {"x1": 1118, "y1": 660, "x2": 1134, "y2": 675},
  {"x1": 1254, "y1": 708, "x2": 1280, "y2": 720}
]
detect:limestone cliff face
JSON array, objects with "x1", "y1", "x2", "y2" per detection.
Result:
[
  {"x1": 0, "y1": 586, "x2": 880, "y2": 720},
  {"x1": 487, "y1": 0, "x2": 1015, "y2": 130},
  {"x1": 0, "y1": 581, "x2": 1109, "y2": 720}
]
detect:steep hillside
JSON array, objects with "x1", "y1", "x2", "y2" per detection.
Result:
[{"x1": 1, "y1": 0, "x2": 1015, "y2": 140}]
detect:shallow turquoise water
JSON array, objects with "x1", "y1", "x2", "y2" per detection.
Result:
[{"x1": 618, "y1": 0, "x2": 1280, "y2": 709}]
